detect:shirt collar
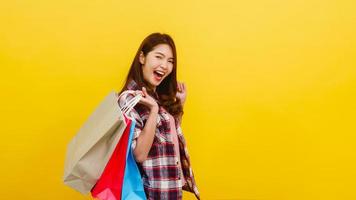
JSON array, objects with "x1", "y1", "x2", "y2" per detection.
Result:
[{"x1": 127, "y1": 79, "x2": 141, "y2": 90}]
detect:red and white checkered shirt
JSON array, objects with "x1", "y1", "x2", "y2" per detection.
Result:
[{"x1": 118, "y1": 80, "x2": 200, "y2": 200}]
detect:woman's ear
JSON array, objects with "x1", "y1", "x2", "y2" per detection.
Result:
[{"x1": 139, "y1": 51, "x2": 145, "y2": 65}]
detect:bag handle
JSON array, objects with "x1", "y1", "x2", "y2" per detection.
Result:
[{"x1": 118, "y1": 90, "x2": 142, "y2": 115}]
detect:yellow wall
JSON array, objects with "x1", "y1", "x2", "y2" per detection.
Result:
[{"x1": 1, "y1": 0, "x2": 355, "y2": 199}]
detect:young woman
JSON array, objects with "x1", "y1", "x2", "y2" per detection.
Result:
[{"x1": 118, "y1": 33, "x2": 200, "y2": 200}]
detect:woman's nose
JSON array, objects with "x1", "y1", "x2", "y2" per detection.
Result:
[{"x1": 160, "y1": 61, "x2": 169, "y2": 70}]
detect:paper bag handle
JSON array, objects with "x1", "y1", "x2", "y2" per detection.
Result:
[{"x1": 117, "y1": 90, "x2": 142, "y2": 115}]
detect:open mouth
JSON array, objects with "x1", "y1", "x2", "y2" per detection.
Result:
[{"x1": 153, "y1": 70, "x2": 165, "y2": 80}]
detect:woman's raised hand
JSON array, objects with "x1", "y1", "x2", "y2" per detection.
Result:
[
  {"x1": 176, "y1": 82, "x2": 187, "y2": 106},
  {"x1": 135, "y1": 87, "x2": 159, "y2": 112}
]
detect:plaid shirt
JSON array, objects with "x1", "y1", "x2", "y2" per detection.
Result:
[{"x1": 118, "y1": 80, "x2": 200, "y2": 200}]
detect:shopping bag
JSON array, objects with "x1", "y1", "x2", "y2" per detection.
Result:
[
  {"x1": 91, "y1": 90, "x2": 145, "y2": 200},
  {"x1": 63, "y1": 90, "x2": 138, "y2": 194},
  {"x1": 122, "y1": 119, "x2": 147, "y2": 199},
  {"x1": 91, "y1": 116, "x2": 131, "y2": 200}
]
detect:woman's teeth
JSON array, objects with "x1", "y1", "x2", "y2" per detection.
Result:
[{"x1": 154, "y1": 71, "x2": 164, "y2": 77}]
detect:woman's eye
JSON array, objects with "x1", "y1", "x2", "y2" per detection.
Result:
[{"x1": 156, "y1": 56, "x2": 162, "y2": 59}]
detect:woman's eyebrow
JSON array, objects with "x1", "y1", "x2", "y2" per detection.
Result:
[{"x1": 155, "y1": 51, "x2": 174, "y2": 59}]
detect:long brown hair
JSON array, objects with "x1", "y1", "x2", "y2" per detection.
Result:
[{"x1": 120, "y1": 32, "x2": 183, "y2": 118}]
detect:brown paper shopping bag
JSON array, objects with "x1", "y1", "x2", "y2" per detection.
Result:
[{"x1": 63, "y1": 91, "x2": 128, "y2": 194}]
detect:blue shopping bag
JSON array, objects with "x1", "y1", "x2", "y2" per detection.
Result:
[{"x1": 121, "y1": 119, "x2": 147, "y2": 200}]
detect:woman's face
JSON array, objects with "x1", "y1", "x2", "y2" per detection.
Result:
[{"x1": 140, "y1": 44, "x2": 174, "y2": 90}]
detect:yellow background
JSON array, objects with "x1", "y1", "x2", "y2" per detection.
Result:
[{"x1": 1, "y1": 0, "x2": 355, "y2": 199}]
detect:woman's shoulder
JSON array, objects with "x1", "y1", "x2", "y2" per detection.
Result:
[
  {"x1": 117, "y1": 89, "x2": 136, "y2": 108},
  {"x1": 117, "y1": 89, "x2": 150, "y2": 119}
]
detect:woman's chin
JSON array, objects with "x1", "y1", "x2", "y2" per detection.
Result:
[
  {"x1": 151, "y1": 79, "x2": 161, "y2": 86},
  {"x1": 146, "y1": 80, "x2": 159, "y2": 88}
]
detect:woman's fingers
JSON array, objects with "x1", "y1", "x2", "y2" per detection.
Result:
[
  {"x1": 182, "y1": 82, "x2": 186, "y2": 92},
  {"x1": 177, "y1": 82, "x2": 182, "y2": 92},
  {"x1": 177, "y1": 82, "x2": 186, "y2": 93},
  {"x1": 135, "y1": 90, "x2": 143, "y2": 96},
  {"x1": 142, "y1": 87, "x2": 148, "y2": 97},
  {"x1": 135, "y1": 90, "x2": 145, "y2": 97}
]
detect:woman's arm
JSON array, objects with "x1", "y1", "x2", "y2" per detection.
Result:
[
  {"x1": 132, "y1": 87, "x2": 159, "y2": 163},
  {"x1": 133, "y1": 105, "x2": 158, "y2": 163}
]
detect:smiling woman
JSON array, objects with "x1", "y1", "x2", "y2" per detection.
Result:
[
  {"x1": 117, "y1": 33, "x2": 200, "y2": 200},
  {"x1": 140, "y1": 44, "x2": 175, "y2": 86}
]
